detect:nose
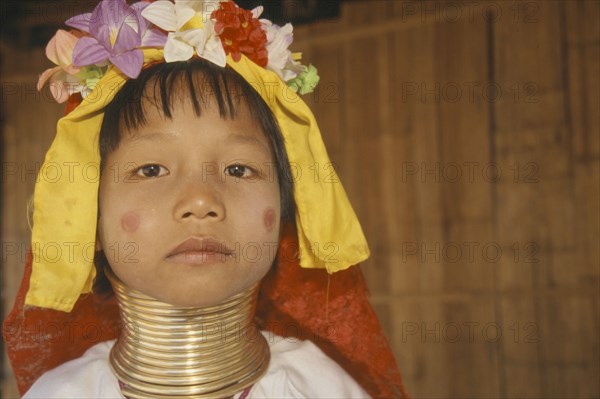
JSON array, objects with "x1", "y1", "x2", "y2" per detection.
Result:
[{"x1": 173, "y1": 179, "x2": 225, "y2": 222}]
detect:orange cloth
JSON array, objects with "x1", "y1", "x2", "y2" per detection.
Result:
[{"x1": 4, "y1": 225, "x2": 408, "y2": 398}]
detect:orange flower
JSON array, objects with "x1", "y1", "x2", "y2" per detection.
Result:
[{"x1": 212, "y1": 1, "x2": 267, "y2": 67}]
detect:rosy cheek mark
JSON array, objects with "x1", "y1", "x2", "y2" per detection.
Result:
[
  {"x1": 121, "y1": 211, "x2": 140, "y2": 233},
  {"x1": 263, "y1": 208, "x2": 276, "y2": 233}
]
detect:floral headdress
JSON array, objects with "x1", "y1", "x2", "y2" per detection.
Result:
[
  {"x1": 28, "y1": 0, "x2": 370, "y2": 312},
  {"x1": 38, "y1": 0, "x2": 320, "y2": 103}
]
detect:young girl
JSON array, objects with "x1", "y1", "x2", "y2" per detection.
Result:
[{"x1": 3, "y1": 1, "x2": 408, "y2": 398}]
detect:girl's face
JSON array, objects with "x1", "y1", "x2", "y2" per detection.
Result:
[{"x1": 97, "y1": 97, "x2": 281, "y2": 307}]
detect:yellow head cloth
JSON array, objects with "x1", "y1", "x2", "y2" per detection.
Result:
[{"x1": 26, "y1": 49, "x2": 370, "y2": 312}]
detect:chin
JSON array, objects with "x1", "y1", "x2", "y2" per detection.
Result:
[{"x1": 149, "y1": 286, "x2": 247, "y2": 308}]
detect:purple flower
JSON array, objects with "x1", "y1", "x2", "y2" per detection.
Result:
[{"x1": 66, "y1": 0, "x2": 165, "y2": 79}]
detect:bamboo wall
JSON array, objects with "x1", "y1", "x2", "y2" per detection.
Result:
[{"x1": 2, "y1": 1, "x2": 599, "y2": 398}]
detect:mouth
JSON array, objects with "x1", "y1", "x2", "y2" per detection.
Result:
[{"x1": 165, "y1": 237, "x2": 235, "y2": 266}]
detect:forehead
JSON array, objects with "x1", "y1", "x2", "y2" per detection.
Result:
[
  {"x1": 141, "y1": 71, "x2": 246, "y2": 114},
  {"x1": 127, "y1": 102, "x2": 265, "y2": 143},
  {"x1": 124, "y1": 69, "x2": 268, "y2": 132},
  {"x1": 100, "y1": 61, "x2": 279, "y2": 165},
  {"x1": 122, "y1": 88, "x2": 272, "y2": 158}
]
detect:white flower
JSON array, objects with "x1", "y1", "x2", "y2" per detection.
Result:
[
  {"x1": 141, "y1": 0, "x2": 226, "y2": 66},
  {"x1": 262, "y1": 20, "x2": 304, "y2": 81}
]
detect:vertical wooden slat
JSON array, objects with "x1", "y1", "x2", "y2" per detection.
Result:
[
  {"x1": 340, "y1": 27, "x2": 391, "y2": 294},
  {"x1": 343, "y1": 0, "x2": 389, "y2": 25},
  {"x1": 392, "y1": 23, "x2": 446, "y2": 295},
  {"x1": 433, "y1": 9, "x2": 499, "y2": 396},
  {"x1": 388, "y1": 16, "x2": 436, "y2": 296},
  {"x1": 494, "y1": 1, "x2": 598, "y2": 398},
  {"x1": 500, "y1": 297, "x2": 543, "y2": 397},
  {"x1": 435, "y1": 8, "x2": 494, "y2": 292},
  {"x1": 388, "y1": 16, "x2": 448, "y2": 395},
  {"x1": 565, "y1": 0, "x2": 600, "y2": 160},
  {"x1": 540, "y1": 296, "x2": 600, "y2": 396},
  {"x1": 391, "y1": 298, "x2": 449, "y2": 396},
  {"x1": 443, "y1": 299, "x2": 501, "y2": 397}
]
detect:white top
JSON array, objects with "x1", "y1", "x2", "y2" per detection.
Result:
[{"x1": 24, "y1": 332, "x2": 370, "y2": 398}]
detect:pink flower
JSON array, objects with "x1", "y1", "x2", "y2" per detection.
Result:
[
  {"x1": 37, "y1": 29, "x2": 84, "y2": 103},
  {"x1": 262, "y1": 21, "x2": 303, "y2": 81}
]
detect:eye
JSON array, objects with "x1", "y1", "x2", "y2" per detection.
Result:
[
  {"x1": 135, "y1": 164, "x2": 168, "y2": 178},
  {"x1": 225, "y1": 164, "x2": 256, "y2": 179}
]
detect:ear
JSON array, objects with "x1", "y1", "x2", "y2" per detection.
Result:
[
  {"x1": 95, "y1": 216, "x2": 103, "y2": 252},
  {"x1": 95, "y1": 235, "x2": 103, "y2": 252}
]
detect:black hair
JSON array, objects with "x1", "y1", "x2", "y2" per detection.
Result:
[{"x1": 93, "y1": 58, "x2": 295, "y2": 297}]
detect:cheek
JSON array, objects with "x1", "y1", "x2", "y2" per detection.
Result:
[
  {"x1": 263, "y1": 207, "x2": 276, "y2": 233},
  {"x1": 121, "y1": 211, "x2": 141, "y2": 233}
]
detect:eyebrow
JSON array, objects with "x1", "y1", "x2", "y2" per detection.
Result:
[
  {"x1": 126, "y1": 131, "x2": 178, "y2": 144},
  {"x1": 225, "y1": 133, "x2": 271, "y2": 156},
  {"x1": 125, "y1": 131, "x2": 271, "y2": 156}
]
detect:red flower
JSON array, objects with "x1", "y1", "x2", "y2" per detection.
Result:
[{"x1": 212, "y1": 1, "x2": 268, "y2": 67}]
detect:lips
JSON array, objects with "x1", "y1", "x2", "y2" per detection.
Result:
[{"x1": 165, "y1": 237, "x2": 234, "y2": 266}]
